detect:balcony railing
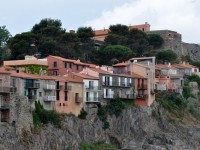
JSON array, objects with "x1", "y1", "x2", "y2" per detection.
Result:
[
  {"x1": 0, "y1": 87, "x2": 17, "y2": 93},
  {"x1": 104, "y1": 94, "x2": 114, "y2": 99},
  {"x1": 27, "y1": 95, "x2": 37, "y2": 100},
  {"x1": 25, "y1": 83, "x2": 40, "y2": 89},
  {"x1": 103, "y1": 82, "x2": 133, "y2": 87},
  {"x1": 44, "y1": 96, "x2": 56, "y2": 101},
  {"x1": 75, "y1": 97, "x2": 83, "y2": 103},
  {"x1": 136, "y1": 94, "x2": 148, "y2": 100},
  {"x1": 85, "y1": 86, "x2": 100, "y2": 91},
  {"x1": 44, "y1": 84, "x2": 56, "y2": 90},
  {"x1": 86, "y1": 97, "x2": 100, "y2": 102},
  {"x1": 0, "y1": 101, "x2": 10, "y2": 110},
  {"x1": 120, "y1": 94, "x2": 134, "y2": 99},
  {"x1": 137, "y1": 84, "x2": 148, "y2": 90}
]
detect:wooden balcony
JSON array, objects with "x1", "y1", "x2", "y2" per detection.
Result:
[
  {"x1": 0, "y1": 87, "x2": 17, "y2": 93},
  {"x1": 75, "y1": 97, "x2": 83, "y2": 103},
  {"x1": 136, "y1": 94, "x2": 148, "y2": 100},
  {"x1": 137, "y1": 84, "x2": 147, "y2": 90}
]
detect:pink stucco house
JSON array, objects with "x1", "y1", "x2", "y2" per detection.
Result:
[{"x1": 47, "y1": 55, "x2": 90, "y2": 76}]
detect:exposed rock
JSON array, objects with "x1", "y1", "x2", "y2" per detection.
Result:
[{"x1": 0, "y1": 102, "x2": 200, "y2": 150}]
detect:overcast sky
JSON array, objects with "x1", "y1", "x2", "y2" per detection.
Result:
[{"x1": 1, "y1": 0, "x2": 199, "y2": 43}]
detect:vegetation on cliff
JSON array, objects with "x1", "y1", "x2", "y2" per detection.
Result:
[{"x1": 33, "y1": 101, "x2": 61, "y2": 131}]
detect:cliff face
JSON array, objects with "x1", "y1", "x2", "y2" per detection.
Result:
[
  {"x1": 147, "y1": 30, "x2": 200, "y2": 61},
  {"x1": 0, "y1": 102, "x2": 200, "y2": 150}
]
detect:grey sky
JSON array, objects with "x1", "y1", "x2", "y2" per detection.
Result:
[{"x1": 1, "y1": 0, "x2": 199, "y2": 43}]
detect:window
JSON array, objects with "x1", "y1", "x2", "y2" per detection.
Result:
[
  {"x1": 39, "y1": 92, "x2": 42, "y2": 97},
  {"x1": 11, "y1": 78, "x2": 16, "y2": 87},
  {"x1": 76, "y1": 65, "x2": 79, "y2": 70},
  {"x1": 64, "y1": 62, "x2": 67, "y2": 68},
  {"x1": 53, "y1": 61, "x2": 57, "y2": 67},
  {"x1": 69, "y1": 63, "x2": 72, "y2": 68},
  {"x1": 64, "y1": 91, "x2": 68, "y2": 101},
  {"x1": 65, "y1": 82, "x2": 68, "y2": 90},
  {"x1": 89, "y1": 81, "x2": 94, "y2": 89},
  {"x1": 53, "y1": 71, "x2": 58, "y2": 76},
  {"x1": 56, "y1": 90, "x2": 60, "y2": 100}
]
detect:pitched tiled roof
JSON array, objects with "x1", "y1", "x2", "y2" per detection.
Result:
[
  {"x1": 113, "y1": 62, "x2": 129, "y2": 67},
  {"x1": 0, "y1": 69, "x2": 11, "y2": 74},
  {"x1": 4, "y1": 60, "x2": 48, "y2": 66},
  {"x1": 75, "y1": 73, "x2": 99, "y2": 80},
  {"x1": 156, "y1": 64, "x2": 177, "y2": 70},
  {"x1": 11, "y1": 72, "x2": 55, "y2": 80},
  {"x1": 132, "y1": 73, "x2": 147, "y2": 79},
  {"x1": 89, "y1": 67, "x2": 111, "y2": 74},
  {"x1": 48, "y1": 55, "x2": 90, "y2": 66},
  {"x1": 172, "y1": 63, "x2": 198, "y2": 69}
]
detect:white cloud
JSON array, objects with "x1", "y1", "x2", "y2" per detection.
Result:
[{"x1": 85, "y1": 0, "x2": 200, "y2": 43}]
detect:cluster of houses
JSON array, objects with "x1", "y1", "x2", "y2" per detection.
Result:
[{"x1": 0, "y1": 55, "x2": 199, "y2": 123}]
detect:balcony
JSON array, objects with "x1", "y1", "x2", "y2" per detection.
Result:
[
  {"x1": 85, "y1": 86, "x2": 100, "y2": 91},
  {"x1": 44, "y1": 96, "x2": 56, "y2": 102},
  {"x1": 103, "y1": 82, "x2": 133, "y2": 87},
  {"x1": 25, "y1": 83, "x2": 40, "y2": 89},
  {"x1": 136, "y1": 94, "x2": 148, "y2": 100},
  {"x1": 86, "y1": 97, "x2": 100, "y2": 102},
  {"x1": 0, "y1": 87, "x2": 17, "y2": 93},
  {"x1": 104, "y1": 94, "x2": 114, "y2": 99},
  {"x1": 0, "y1": 102, "x2": 10, "y2": 110},
  {"x1": 44, "y1": 84, "x2": 56, "y2": 90},
  {"x1": 75, "y1": 97, "x2": 83, "y2": 103},
  {"x1": 120, "y1": 94, "x2": 134, "y2": 99},
  {"x1": 137, "y1": 84, "x2": 147, "y2": 90},
  {"x1": 27, "y1": 95, "x2": 37, "y2": 100}
]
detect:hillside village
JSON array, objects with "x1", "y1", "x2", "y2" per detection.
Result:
[
  {"x1": 1, "y1": 22, "x2": 200, "y2": 150},
  {"x1": 0, "y1": 52, "x2": 199, "y2": 123}
]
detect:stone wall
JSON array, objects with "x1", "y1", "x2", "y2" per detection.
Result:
[
  {"x1": 9, "y1": 94, "x2": 33, "y2": 135},
  {"x1": 147, "y1": 30, "x2": 200, "y2": 61}
]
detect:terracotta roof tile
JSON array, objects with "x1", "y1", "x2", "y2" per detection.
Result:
[
  {"x1": 4, "y1": 60, "x2": 47, "y2": 66},
  {"x1": 75, "y1": 73, "x2": 99, "y2": 80},
  {"x1": 90, "y1": 67, "x2": 111, "y2": 74},
  {"x1": 113, "y1": 62, "x2": 129, "y2": 67}
]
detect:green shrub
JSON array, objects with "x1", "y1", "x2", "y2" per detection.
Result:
[
  {"x1": 78, "y1": 108, "x2": 88, "y2": 119},
  {"x1": 108, "y1": 98, "x2": 125, "y2": 117},
  {"x1": 188, "y1": 75, "x2": 200, "y2": 87},
  {"x1": 33, "y1": 101, "x2": 61, "y2": 129},
  {"x1": 156, "y1": 92, "x2": 187, "y2": 118},
  {"x1": 183, "y1": 86, "x2": 192, "y2": 99}
]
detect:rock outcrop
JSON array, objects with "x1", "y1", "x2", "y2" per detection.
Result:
[{"x1": 0, "y1": 102, "x2": 200, "y2": 150}]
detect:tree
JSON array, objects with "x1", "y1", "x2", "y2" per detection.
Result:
[
  {"x1": 109, "y1": 24, "x2": 129, "y2": 36},
  {"x1": 148, "y1": 34, "x2": 164, "y2": 49},
  {"x1": 127, "y1": 29, "x2": 150, "y2": 56},
  {"x1": 76, "y1": 27, "x2": 95, "y2": 61},
  {"x1": 0, "y1": 26, "x2": 11, "y2": 49},
  {"x1": 9, "y1": 32, "x2": 37, "y2": 59},
  {"x1": 0, "y1": 26, "x2": 12, "y2": 62},
  {"x1": 100, "y1": 45, "x2": 135, "y2": 65},
  {"x1": 156, "y1": 49, "x2": 177, "y2": 63}
]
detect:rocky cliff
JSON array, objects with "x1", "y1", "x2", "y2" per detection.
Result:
[{"x1": 0, "y1": 101, "x2": 200, "y2": 150}]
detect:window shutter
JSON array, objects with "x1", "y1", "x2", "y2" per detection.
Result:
[
  {"x1": 102, "y1": 76, "x2": 105, "y2": 85},
  {"x1": 104, "y1": 88, "x2": 106, "y2": 98},
  {"x1": 118, "y1": 77, "x2": 121, "y2": 86},
  {"x1": 125, "y1": 78, "x2": 127, "y2": 86},
  {"x1": 110, "y1": 76, "x2": 113, "y2": 86}
]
